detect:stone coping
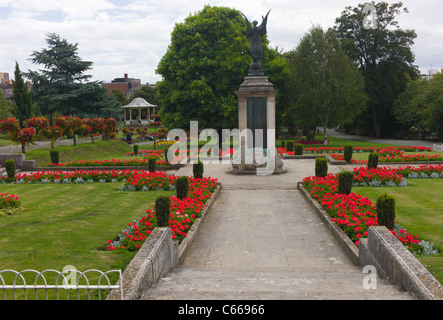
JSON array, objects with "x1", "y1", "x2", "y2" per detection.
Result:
[
  {"x1": 298, "y1": 181, "x2": 443, "y2": 300},
  {"x1": 297, "y1": 182, "x2": 359, "y2": 264},
  {"x1": 107, "y1": 183, "x2": 221, "y2": 300},
  {"x1": 359, "y1": 227, "x2": 443, "y2": 300}
]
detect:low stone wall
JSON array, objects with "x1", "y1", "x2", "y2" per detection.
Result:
[
  {"x1": 298, "y1": 181, "x2": 443, "y2": 300},
  {"x1": 108, "y1": 183, "x2": 221, "y2": 300},
  {"x1": 0, "y1": 154, "x2": 36, "y2": 172},
  {"x1": 177, "y1": 183, "x2": 221, "y2": 265},
  {"x1": 107, "y1": 227, "x2": 178, "y2": 300},
  {"x1": 359, "y1": 226, "x2": 443, "y2": 300},
  {"x1": 297, "y1": 182, "x2": 359, "y2": 264}
]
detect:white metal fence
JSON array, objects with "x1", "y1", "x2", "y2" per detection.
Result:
[{"x1": 0, "y1": 268, "x2": 122, "y2": 300}]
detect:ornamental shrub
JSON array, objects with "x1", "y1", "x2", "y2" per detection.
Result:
[
  {"x1": 286, "y1": 141, "x2": 294, "y2": 152},
  {"x1": 155, "y1": 195, "x2": 171, "y2": 227},
  {"x1": 344, "y1": 144, "x2": 353, "y2": 163},
  {"x1": 133, "y1": 144, "x2": 139, "y2": 155},
  {"x1": 193, "y1": 160, "x2": 204, "y2": 179},
  {"x1": 315, "y1": 157, "x2": 328, "y2": 177},
  {"x1": 50, "y1": 150, "x2": 60, "y2": 164},
  {"x1": 281, "y1": 141, "x2": 286, "y2": 148},
  {"x1": 338, "y1": 170, "x2": 354, "y2": 195},
  {"x1": 164, "y1": 146, "x2": 170, "y2": 163},
  {"x1": 175, "y1": 176, "x2": 189, "y2": 200},
  {"x1": 148, "y1": 156, "x2": 156, "y2": 172},
  {"x1": 294, "y1": 143, "x2": 303, "y2": 155},
  {"x1": 368, "y1": 153, "x2": 379, "y2": 169},
  {"x1": 5, "y1": 160, "x2": 16, "y2": 179},
  {"x1": 376, "y1": 193, "x2": 396, "y2": 230}
]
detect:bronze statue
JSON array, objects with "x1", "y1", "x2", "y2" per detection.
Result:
[{"x1": 242, "y1": 10, "x2": 271, "y2": 76}]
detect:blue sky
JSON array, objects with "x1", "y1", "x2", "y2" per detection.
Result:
[{"x1": 1, "y1": 0, "x2": 442, "y2": 84}]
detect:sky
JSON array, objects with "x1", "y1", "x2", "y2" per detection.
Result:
[{"x1": 1, "y1": 0, "x2": 442, "y2": 84}]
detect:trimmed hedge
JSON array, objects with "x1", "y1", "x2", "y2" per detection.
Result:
[
  {"x1": 344, "y1": 144, "x2": 353, "y2": 163},
  {"x1": 155, "y1": 195, "x2": 171, "y2": 227},
  {"x1": 148, "y1": 157, "x2": 156, "y2": 172},
  {"x1": 315, "y1": 157, "x2": 328, "y2": 177},
  {"x1": 286, "y1": 141, "x2": 294, "y2": 152},
  {"x1": 376, "y1": 193, "x2": 396, "y2": 230},
  {"x1": 175, "y1": 176, "x2": 189, "y2": 200},
  {"x1": 338, "y1": 170, "x2": 354, "y2": 195},
  {"x1": 368, "y1": 153, "x2": 379, "y2": 169},
  {"x1": 294, "y1": 143, "x2": 303, "y2": 155},
  {"x1": 5, "y1": 160, "x2": 16, "y2": 179},
  {"x1": 50, "y1": 150, "x2": 60, "y2": 165},
  {"x1": 193, "y1": 160, "x2": 204, "y2": 179}
]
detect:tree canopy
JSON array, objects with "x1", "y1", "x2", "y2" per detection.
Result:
[
  {"x1": 334, "y1": 1, "x2": 418, "y2": 138},
  {"x1": 26, "y1": 33, "x2": 112, "y2": 117},
  {"x1": 156, "y1": 5, "x2": 289, "y2": 133},
  {"x1": 394, "y1": 72, "x2": 443, "y2": 139},
  {"x1": 12, "y1": 62, "x2": 34, "y2": 125},
  {"x1": 286, "y1": 26, "x2": 367, "y2": 142}
]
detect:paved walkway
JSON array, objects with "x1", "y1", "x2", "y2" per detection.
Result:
[
  {"x1": 140, "y1": 159, "x2": 415, "y2": 300},
  {"x1": 327, "y1": 129, "x2": 442, "y2": 149}
]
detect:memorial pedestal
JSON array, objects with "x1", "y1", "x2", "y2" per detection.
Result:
[{"x1": 229, "y1": 76, "x2": 286, "y2": 175}]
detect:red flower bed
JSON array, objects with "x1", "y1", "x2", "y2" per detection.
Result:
[
  {"x1": 302, "y1": 171, "x2": 421, "y2": 251},
  {"x1": 106, "y1": 175, "x2": 219, "y2": 250}
]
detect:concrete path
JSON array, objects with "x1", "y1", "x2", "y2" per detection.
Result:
[
  {"x1": 140, "y1": 159, "x2": 415, "y2": 300},
  {"x1": 327, "y1": 129, "x2": 442, "y2": 149}
]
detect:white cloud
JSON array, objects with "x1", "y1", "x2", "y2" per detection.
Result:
[{"x1": 1, "y1": 0, "x2": 442, "y2": 84}]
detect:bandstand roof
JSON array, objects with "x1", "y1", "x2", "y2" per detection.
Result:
[{"x1": 122, "y1": 97, "x2": 157, "y2": 109}]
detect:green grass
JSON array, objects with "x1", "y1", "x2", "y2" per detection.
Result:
[
  {"x1": 354, "y1": 180, "x2": 443, "y2": 284},
  {"x1": 0, "y1": 182, "x2": 174, "y2": 299},
  {"x1": 25, "y1": 140, "x2": 133, "y2": 166},
  {"x1": 352, "y1": 151, "x2": 443, "y2": 161},
  {"x1": 277, "y1": 134, "x2": 395, "y2": 148}
]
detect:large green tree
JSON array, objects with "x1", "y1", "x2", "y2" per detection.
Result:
[
  {"x1": 156, "y1": 5, "x2": 289, "y2": 137},
  {"x1": 334, "y1": 1, "x2": 418, "y2": 138},
  {"x1": 26, "y1": 33, "x2": 110, "y2": 116},
  {"x1": 287, "y1": 26, "x2": 367, "y2": 143},
  {"x1": 394, "y1": 72, "x2": 443, "y2": 139}
]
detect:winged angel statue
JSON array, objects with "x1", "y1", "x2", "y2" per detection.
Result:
[{"x1": 242, "y1": 10, "x2": 271, "y2": 63}]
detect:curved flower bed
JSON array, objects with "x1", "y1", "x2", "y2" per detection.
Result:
[
  {"x1": 45, "y1": 158, "x2": 169, "y2": 167},
  {"x1": 302, "y1": 171, "x2": 423, "y2": 253},
  {"x1": 106, "y1": 176, "x2": 219, "y2": 250},
  {"x1": 124, "y1": 150, "x2": 165, "y2": 157},
  {"x1": 352, "y1": 167, "x2": 407, "y2": 186},
  {"x1": 278, "y1": 145, "x2": 432, "y2": 156},
  {"x1": 0, "y1": 169, "x2": 166, "y2": 184},
  {"x1": 395, "y1": 164, "x2": 443, "y2": 177}
]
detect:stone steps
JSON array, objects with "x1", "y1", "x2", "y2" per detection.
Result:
[{"x1": 140, "y1": 266, "x2": 414, "y2": 300}]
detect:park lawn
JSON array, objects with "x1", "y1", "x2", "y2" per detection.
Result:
[
  {"x1": 0, "y1": 182, "x2": 174, "y2": 299},
  {"x1": 277, "y1": 135, "x2": 394, "y2": 149},
  {"x1": 25, "y1": 139, "x2": 133, "y2": 166},
  {"x1": 353, "y1": 179, "x2": 443, "y2": 284}
]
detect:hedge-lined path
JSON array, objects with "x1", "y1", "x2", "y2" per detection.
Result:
[{"x1": 140, "y1": 159, "x2": 415, "y2": 300}]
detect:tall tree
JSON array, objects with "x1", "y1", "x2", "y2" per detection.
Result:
[
  {"x1": 0, "y1": 90, "x2": 13, "y2": 120},
  {"x1": 334, "y1": 1, "x2": 418, "y2": 138},
  {"x1": 287, "y1": 26, "x2": 367, "y2": 143},
  {"x1": 26, "y1": 33, "x2": 106, "y2": 116},
  {"x1": 12, "y1": 62, "x2": 33, "y2": 125},
  {"x1": 394, "y1": 72, "x2": 443, "y2": 140},
  {"x1": 156, "y1": 5, "x2": 288, "y2": 139}
]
